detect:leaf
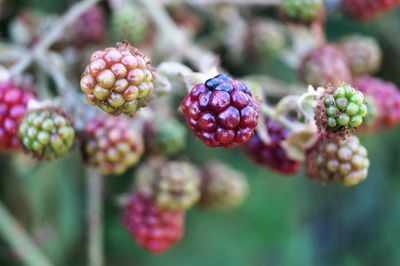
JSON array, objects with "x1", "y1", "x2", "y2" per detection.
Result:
[{"x1": 281, "y1": 124, "x2": 318, "y2": 162}]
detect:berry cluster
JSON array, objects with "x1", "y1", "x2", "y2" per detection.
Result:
[
  {"x1": 315, "y1": 85, "x2": 367, "y2": 137},
  {"x1": 181, "y1": 74, "x2": 260, "y2": 148},
  {"x1": 341, "y1": 0, "x2": 399, "y2": 20},
  {"x1": 80, "y1": 43, "x2": 154, "y2": 116},
  {"x1": 0, "y1": 80, "x2": 34, "y2": 151},
  {"x1": 122, "y1": 193, "x2": 184, "y2": 253},
  {"x1": 81, "y1": 115, "x2": 143, "y2": 175},
  {"x1": 339, "y1": 35, "x2": 382, "y2": 77},
  {"x1": 18, "y1": 108, "x2": 75, "y2": 160},
  {"x1": 244, "y1": 118, "x2": 301, "y2": 175},
  {"x1": 299, "y1": 45, "x2": 352, "y2": 87},
  {"x1": 353, "y1": 76, "x2": 400, "y2": 130},
  {"x1": 280, "y1": 0, "x2": 324, "y2": 23},
  {"x1": 306, "y1": 136, "x2": 369, "y2": 186},
  {"x1": 69, "y1": 6, "x2": 105, "y2": 46},
  {"x1": 136, "y1": 158, "x2": 200, "y2": 211},
  {"x1": 200, "y1": 161, "x2": 248, "y2": 210}
]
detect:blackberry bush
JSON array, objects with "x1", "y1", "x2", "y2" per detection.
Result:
[
  {"x1": 306, "y1": 135, "x2": 369, "y2": 186},
  {"x1": 18, "y1": 108, "x2": 75, "y2": 160},
  {"x1": 122, "y1": 193, "x2": 184, "y2": 253},
  {"x1": 81, "y1": 115, "x2": 143, "y2": 175},
  {"x1": 181, "y1": 74, "x2": 260, "y2": 148},
  {"x1": 80, "y1": 42, "x2": 155, "y2": 116}
]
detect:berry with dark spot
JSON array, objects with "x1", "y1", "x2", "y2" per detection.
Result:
[
  {"x1": 244, "y1": 118, "x2": 301, "y2": 175},
  {"x1": 81, "y1": 115, "x2": 143, "y2": 175},
  {"x1": 306, "y1": 135, "x2": 369, "y2": 186},
  {"x1": 122, "y1": 193, "x2": 184, "y2": 253},
  {"x1": 80, "y1": 42, "x2": 155, "y2": 116},
  {"x1": 181, "y1": 74, "x2": 259, "y2": 148},
  {"x1": 0, "y1": 80, "x2": 34, "y2": 151}
]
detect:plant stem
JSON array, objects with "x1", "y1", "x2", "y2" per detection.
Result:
[
  {"x1": 8, "y1": 0, "x2": 101, "y2": 77},
  {"x1": 260, "y1": 104, "x2": 304, "y2": 132},
  {"x1": 87, "y1": 170, "x2": 103, "y2": 266},
  {"x1": 139, "y1": 0, "x2": 218, "y2": 72},
  {"x1": 0, "y1": 201, "x2": 53, "y2": 266}
]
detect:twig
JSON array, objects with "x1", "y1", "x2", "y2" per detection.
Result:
[
  {"x1": 87, "y1": 170, "x2": 103, "y2": 266},
  {"x1": 0, "y1": 201, "x2": 53, "y2": 266},
  {"x1": 139, "y1": 0, "x2": 218, "y2": 72},
  {"x1": 8, "y1": 0, "x2": 101, "y2": 77},
  {"x1": 260, "y1": 104, "x2": 305, "y2": 132}
]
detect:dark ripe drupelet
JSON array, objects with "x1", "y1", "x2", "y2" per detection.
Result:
[{"x1": 181, "y1": 74, "x2": 260, "y2": 148}]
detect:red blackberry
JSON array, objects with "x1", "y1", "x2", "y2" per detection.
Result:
[
  {"x1": 122, "y1": 193, "x2": 184, "y2": 253},
  {"x1": 299, "y1": 45, "x2": 352, "y2": 87},
  {"x1": 341, "y1": 0, "x2": 399, "y2": 20},
  {"x1": 353, "y1": 76, "x2": 400, "y2": 130},
  {"x1": 244, "y1": 118, "x2": 301, "y2": 175},
  {"x1": 0, "y1": 80, "x2": 34, "y2": 151},
  {"x1": 80, "y1": 42, "x2": 155, "y2": 116},
  {"x1": 81, "y1": 115, "x2": 143, "y2": 175},
  {"x1": 181, "y1": 74, "x2": 260, "y2": 148}
]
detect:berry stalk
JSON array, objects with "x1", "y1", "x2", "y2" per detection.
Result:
[{"x1": 0, "y1": 201, "x2": 53, "y2": 266}]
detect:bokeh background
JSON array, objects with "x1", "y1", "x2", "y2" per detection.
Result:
[{"x1": 1, "y1": 1, "x2": 400, "y2": 266}]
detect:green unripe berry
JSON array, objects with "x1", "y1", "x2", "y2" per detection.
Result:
[
  {"x1": 344, "y1": 85, "x2": 356, "y2": 97},
  {"x1": 326, "y1": 105, "x2": 339, "y2": 117},
  {"x1": 346, "y1": 102, "x2": 359, "y2": 116},
  {"x1": 336, "y1": 97, "x2": 348, "y2": 111},
  {"x1": 333, "y1": 87, "x2": 346, "y2": 98},
  {"x1": 337, "y1": 113, "x2": 350, "y2": 126},
  {"x1": 350, "y1": 115, "x2": 363, "y2": 127},
  {"x1": 350, "y1": 92, "x2": 364, "y2": 105},
  {"x1": 327, "y1": 117, "x2": 337, "y2": 127},
  {"x1": 324, "y1": 95, "x2": 335, "y2": 106},
  {"x1": 358, "y1": 104, "x2": 368, "y2": 116}
]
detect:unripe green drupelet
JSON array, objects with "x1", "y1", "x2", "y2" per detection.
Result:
[
  {"x1": 151, "y1": 119, "x2": 187, "y2": 156},
  {"x1": 18, "y1": 108, "x2": 75, "y2": 160},
  {"x1": 280, "y1": 0, "x2": 324, "y2": 23}
]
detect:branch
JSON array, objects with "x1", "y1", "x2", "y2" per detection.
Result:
[
  {"x1": 139, "y1": 0, "x2": 218, "y2": 72},
  {"x1": 0, "y1": 201, "x2": 53, "y2": 266},
  {"x1": 87, "y1": 170, "x2": 103, "y2": 266},
  {"x1": 8, "y1": 0, "x2": 101, "y2": 77}
]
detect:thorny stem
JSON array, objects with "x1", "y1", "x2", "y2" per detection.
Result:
[
  {"x1": 8, "y1": 0, "x2": 101, "y2": 77},
  {"x1": 0, "y1": 201, "x2": 53, "y2": 266},
  {"x1": 87, "y1": 170, "x2": 103, "y2": 266}
]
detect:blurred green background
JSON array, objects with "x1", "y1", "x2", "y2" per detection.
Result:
[{"x1": 1, "y1": 1, "x2": 400, "y2": 266}]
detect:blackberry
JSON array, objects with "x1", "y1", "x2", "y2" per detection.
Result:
[
  {"x1": 181, "y1": 74, "x2": 260, "y2": 148},
  {"x1": 80, "y1": 42, "x2": 155, "y2": 116}
]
